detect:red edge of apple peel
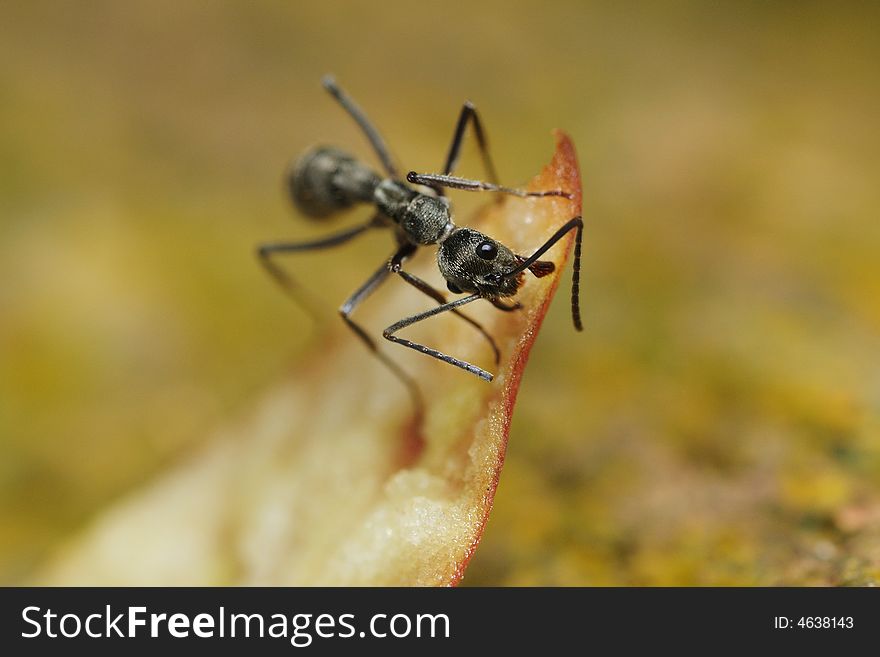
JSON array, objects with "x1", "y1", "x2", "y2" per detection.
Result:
[{"x1": 448, "y1": 130, "x2": 582, "y2": 586}]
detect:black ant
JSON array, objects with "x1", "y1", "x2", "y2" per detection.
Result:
[{"x1": 257, "y1": 76, "x2": 583, "y2": 417}]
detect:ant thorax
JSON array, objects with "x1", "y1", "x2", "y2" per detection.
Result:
[{"x1": 374, "y1": 179, "x2": 453, "y2": 246}]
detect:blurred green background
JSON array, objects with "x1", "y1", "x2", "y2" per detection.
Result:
[{"x1": 1, "y1": 1, "x2": 878, "y2": 585}]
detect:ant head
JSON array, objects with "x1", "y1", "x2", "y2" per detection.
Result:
[{"x1": 438, "y1": 228, "x2": 523, "y2": 297}]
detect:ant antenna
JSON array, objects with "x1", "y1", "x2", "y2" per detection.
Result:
[
  {"x1": 406, "y1": 171, "x2": 571, "y2": 199},
  {"x1": 502, "y1": 216, "x2": 584, "y2": 331}
]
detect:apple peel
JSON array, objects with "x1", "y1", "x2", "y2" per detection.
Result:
[{"x1": 38, "y1": 131, "x2": 582, "y2": 586}]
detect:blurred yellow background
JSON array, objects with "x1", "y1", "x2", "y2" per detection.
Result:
[{"x1": 1, "y1": 0, "x2": 878, "y2": 585}]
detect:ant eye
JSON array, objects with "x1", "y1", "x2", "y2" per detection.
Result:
[{"x1": 476, "y1": 240, "x2": 498, "y2": 260}]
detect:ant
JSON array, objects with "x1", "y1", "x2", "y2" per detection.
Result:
[{"x1": 257, "y1": 76, "x2": 583, "y2": 417}]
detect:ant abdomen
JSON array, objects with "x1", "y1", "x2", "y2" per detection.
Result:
[{"x1": 286, "y1": 146, "x2": 380, "y2": 219}]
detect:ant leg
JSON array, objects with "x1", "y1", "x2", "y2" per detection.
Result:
[
  {"x1": 406, "y1": 171, "x2": 572, "y2": 199},
  {"x1": 389, "y1": 244, "x2": 500, "y2": 363},
  {"x1": 339, "y1": 247, "x2": 425, "y2": 419},
  {"x1": 388, "y1": 242, "x2": 417, "y2": 272},
  {"x1": 490, "y1": 299, "x2": 522, "y2": 312},
  {"x1": 256, "y1": 218, "x2": 378, "y2": 316},
  {"x1": 322, "y1": 75, "x2": 399, "y2": 179},
  {"x1": 393, "y1": 269, "x2": 501, "y2": 366},
  {"x1": 428, "y1": 101, "x2": 500, "y2": 198},
  {"x1": 383, "y1": 294, "x2": 494, "y2": 381},
  {"x1": 503, "y1": 216, "x2": 583, "y2": 331}
]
